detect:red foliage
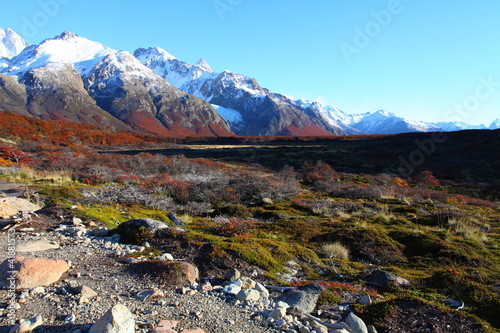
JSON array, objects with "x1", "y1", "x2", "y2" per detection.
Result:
[{"x1": 0, "y1": 146, "x2": 33, "y2": 164}]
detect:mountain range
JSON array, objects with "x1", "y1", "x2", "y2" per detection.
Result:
[{"x1": 0, "y1": 28, "x2": 498, "y2": 137}]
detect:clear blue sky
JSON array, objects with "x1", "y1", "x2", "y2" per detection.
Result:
[{"x1": 1, "y1": 0, "x2": 499, "y2": 125}]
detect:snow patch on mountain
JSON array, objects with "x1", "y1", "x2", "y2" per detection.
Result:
[
  {"x1": 211, "y1": 104, "x2": 243, "y2": 130},
  {"x1": 0, "y1": 28, "x2": 29, "y2": 59}
]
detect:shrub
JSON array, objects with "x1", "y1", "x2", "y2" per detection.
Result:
[{"x1": 321, "y1": 242, "x2": 350, "y2": 261}]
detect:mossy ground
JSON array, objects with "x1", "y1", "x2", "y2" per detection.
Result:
[{"x1": 21, "y1": 159, "x2": 500, "y2": 332}]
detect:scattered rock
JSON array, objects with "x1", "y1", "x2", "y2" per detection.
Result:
[
  {"x1": 89, "y1": 303, "x2": 135, "y2": 333},
  {"x1": 240, "y1": 276, "x2": 256, "y2": 289},
  {"x1": 358, "y1": 295, "x2": 372, "y2": 305},
  {"x1": 366, "y1": 269, "x2": 410, "y2": 288},
  {"x1": 223, "y1": 279, "x2": 242, "y2": 295},
  {"x1": 224, "y1": 268, "x2": 241, "y2": 281},
  {"x1": 30, "y1": 286, "x2": 46, "y2": 295},
  {"x1": 79, "y1": 285, "x2": 98, "y2": 298},
  {"x1": 275, "y1": 283, "x2": 324, "y2": 315},
  {"x1": 179, "y1": 262, "x2": 199, "y2": 285},
  {"x1": 268, "y1": 308, "x2": 287, "y2": 319},
  {"x1": 158, "y1": 253, "x2": 174, "y2": 261},
  {"x1": 8, "y1": 315, "x2": 43, "y2": 333},
  {"x1": 345, "y1": 312, "x2": 368, "y2": 333},
  {"x1": 17, "y1": 240, "x2": 60, "y2": 252},
  {"x1": 0, "y1": 256, "x2": 69, "y2": 290},
  {"x1": 92, "y1": 227, "x2": 109, "y2": 237},
  {"x1": 135, "y1": 288, "x2": 165, "y2": 301},
  {"x1": 255, "y1": 282, "x2": 269, "y2": 299},
  {"x1": 0, "y1": 197, "x2": 41, "y2": 219},
  {"x1": 236, "y1": 288, "x2": 260, "y2": 302},
  {"x1": 72, "y1": 217, "x2": 84, "y2": 225},
  {"x1": 154, "y1": 319, "x2": 180, "y2": 332}
]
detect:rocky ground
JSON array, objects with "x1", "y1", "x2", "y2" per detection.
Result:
[{"x1": 0, "y1": 187, "x2": 491, "y2": 333}]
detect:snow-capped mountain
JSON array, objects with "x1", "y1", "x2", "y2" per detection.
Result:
[
  {"x1": 0, "y1": 31, "x2": 231, "y2": 137},
  {"x1": 0, "y1": 28, "x2": 29, "y2": 59},
  {"x1": 0, "y1": 29, "x2": 497, "y2": 137},
  {"x1": 431, "y1": 121, "x2": 487, "y2": 132},
  {"x1": 349, "y1": 110, "x2": 441, "y2": 134},
  {"x1": 135, "y1": 47, "x2": 345, "y2": 136}
]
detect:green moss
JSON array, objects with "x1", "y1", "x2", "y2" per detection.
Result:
[{"x1": 75, "y1": 204, "x2": 173, "y2": 228}]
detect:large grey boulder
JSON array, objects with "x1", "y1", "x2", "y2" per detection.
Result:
[
  {"x1": 89, "y1": 303, "x2": 135, "y2": 333},
  {"x1": 275, "y1": 283, "x2": 324, "y2": 315}
]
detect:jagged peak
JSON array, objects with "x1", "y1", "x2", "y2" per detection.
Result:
[
  {"x1": 53, "y1": 31, "x2": 80, "y2": 41},
  {"x1": 134, "y1": 46, "x2": 177, "y2": 61},
  {"x1": 194, "y1": 58, "x2": 214, "y2": 73}
]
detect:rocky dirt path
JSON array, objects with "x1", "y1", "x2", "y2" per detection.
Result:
[{"x1": 0, "y1": 228, "x2": 276, "y2": 333}]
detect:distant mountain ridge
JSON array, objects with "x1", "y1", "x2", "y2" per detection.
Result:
[{"x1": 0, "y1": 28, "x2": 497, "y2": 137}]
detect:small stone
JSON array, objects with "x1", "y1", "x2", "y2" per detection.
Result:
[
  {"x1": 92, "y1": 227, "x2": 109, "y2": 237},
  {"x1": 89, "y1": 303, "x2": 135, "y2": 333},
  {"x1": 200, "y1": 281, "x2": 212, "y2": 292},
  {"x1": 64, "y1": 313, "x2": 76, "y2": 324},
  {"x1": 312, "y1": 327, "x2": 328, "y2": 333},
  {"x1": 345, "y1": 312, "x2": 368, "y2": 333},
  {"x1": 136, "y1": 288, "x2": 165, "y2": 301},
  {"x1": 240, "y1": 276, "x2": 256, "y2": 289},
  {"x1": 358, "y1": 295, "x2": 372, "y2": 305},
  {"x1": 80, "y1": 286, "x2": 98, "y2": 298},
  {"x1": 158, "y1": 253, "x2": 174, "y2": 261},
  {"x1": 179, "y1": 262, "x2": 199, "y2": 285},
  {"x1": 367, "y1": 325, "x2": 378, "y2": 333},
  {"x1": 30, "y1": 286, "x2": 46, "y2": 295},
  {"x1": 224, "y1": 268, "x2": 241, "y2": 281},
  {"x1": 236, "y1": 289, "x2": 260, "y2": 302},
  {"x1": 268, "y1": 308, "x2": 286, "y2": 319},
  {"x1": 223, "y1": 278, "x2": 242, "y2": 295},
  {"x1": 298, "y1": 326, "x2": 311, "y2": 333},
  {"x1": 79, "y1": 296, "x2": 90, "y2": 304},
  {"x1": 9, "y1": 315, "x2": 43, "y2": 333},
  {"x1": 254, "y1": 282, "x2": 269, "y2": 299}
]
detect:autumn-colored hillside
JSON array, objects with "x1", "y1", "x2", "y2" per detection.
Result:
[{"x1": 0, "y1": 111, "x2": 167, "y2": 147}]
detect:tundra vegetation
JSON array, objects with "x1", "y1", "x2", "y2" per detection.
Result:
[{"x1": 1, "y1": 111, "x2": 499, "y2": 332}]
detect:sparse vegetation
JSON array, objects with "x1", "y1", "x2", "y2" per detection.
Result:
[{"x1": 0, "y1": 112, "x2": 499, "y2": 331}]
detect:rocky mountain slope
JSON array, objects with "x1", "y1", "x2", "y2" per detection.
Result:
[
  {"x1": 134, "y1": 47, "x2": 346, "y2": 136},
  {"x1": 0, "y1": 32, "x2": 231, "y2": 137}
]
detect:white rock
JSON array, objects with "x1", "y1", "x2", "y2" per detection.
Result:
[
  {"x1": 89, "y1": 303, "x2": 135, "y2": 333},
  {"x1": 158, "y1": 253, "x2": 174, "y2": 261},
  {"x1": 358, "y1": 295, "x2": 372, "y2": 306},
  {"x1": 236, "y1": 289, "x2": 260, "y2": 302},
  {"x1": 223, "y1": 279, "x2": 242, "y2": 295},
  {"x1": 9, "y1": 315, "x2": 42, "y2": 333},
  {"x1": 268, "y1": 307, "x2": 286, "y2": 319},
  {"x1": 17, "y1": 240, "x2": 60, "y2": 252},
  {"x1": 345, "y1": 312, "x2": 368, "y2": 333},
  {"x1": 30, "y1": 286, "x2": 46, "y2": 295},
  {"x1": 255, "y1": 282, "x2": 269, "y2": 299}
]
